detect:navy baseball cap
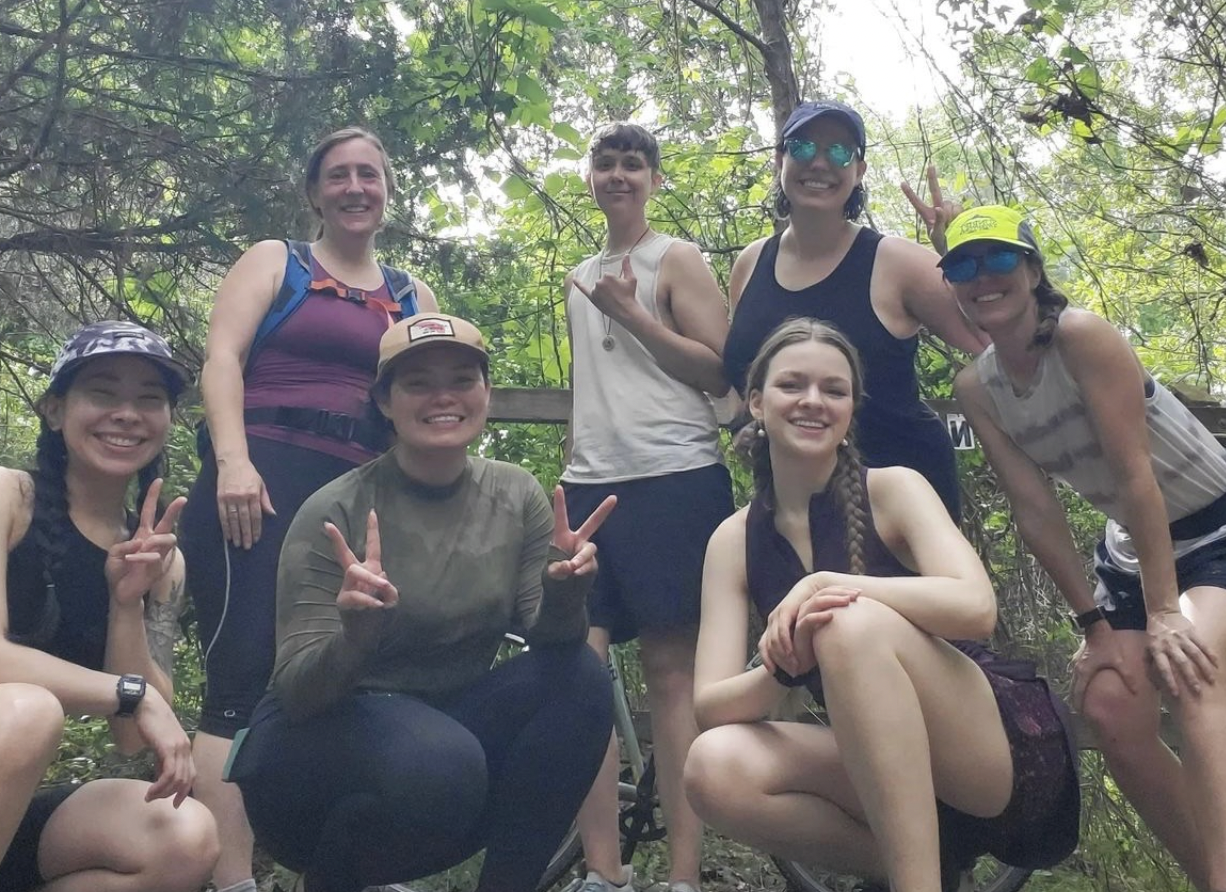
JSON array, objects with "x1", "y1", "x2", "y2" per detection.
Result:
[
  {"x1": 781, "y1": 100, "x2": 867, "y2": 156},
  {"x1": 47, "y1": 321, "x2": 192, "y2": 396}
]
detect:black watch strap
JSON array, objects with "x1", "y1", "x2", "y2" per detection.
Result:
[
  {"x1": 1072, "y1": 606, "x2": 1107, "y2": 632},
  {"x1": 115, "y1": 674, "x2": 146, "y2": 717},
  {"x1": 773, "y1": 666, "x2": 816, "y2": 688}
]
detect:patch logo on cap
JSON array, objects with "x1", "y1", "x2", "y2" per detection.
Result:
[
  {"x1": 408, "y1": 318, "x2": 456, "y2": 341},
  {"x1": 958, "y1": 214, "x2": 999, "y2": 234}
]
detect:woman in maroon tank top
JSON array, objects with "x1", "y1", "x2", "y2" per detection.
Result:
[
  {"x1": 685, "y1": 319, "x2": 1078, "y2": 891},
  {"x1": 181, "y1": 127, "x2": 439, "y2": 892}
]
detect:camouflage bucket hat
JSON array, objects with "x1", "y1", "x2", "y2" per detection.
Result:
[{"x1": 48, "y1": 321, "x2": 192, "y2": 395}]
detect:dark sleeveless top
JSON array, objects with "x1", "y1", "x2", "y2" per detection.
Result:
[
  {"x1": 725, "y1": 230, "x2": 961, "y2": 518},
  {"x1": 6, "y1": 522, "x2": 111, "y2": 670},
  {"x1": 745, "y1": 479, "x2": 1017, "y2": 702},
  {"x1": 243, "y1": 255, "x2": 396, "y2": 464}
]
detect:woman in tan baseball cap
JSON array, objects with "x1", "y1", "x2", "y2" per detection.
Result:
[{"x1": 227, "y1": 313, "x2": 618, "y2": 892}]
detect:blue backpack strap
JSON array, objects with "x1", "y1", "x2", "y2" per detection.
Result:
[
  {"x1": 252, "y1": 240, "x2": 312, "y2": 345},
  {"x1": 380, "y1": 263, "x2": 418, "y2": 319}
]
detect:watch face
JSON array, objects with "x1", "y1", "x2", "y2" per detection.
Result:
[{"x1": 120, "y1": 678, "x2": 143, "y2": 695}]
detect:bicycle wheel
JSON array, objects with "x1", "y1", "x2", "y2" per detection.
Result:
[
  {"x1": 537, "y1": 780, "x2": 644, "y2": 891},
  {"x1": 772, "y1": 855, "x2": 1031, "y2": 892}
]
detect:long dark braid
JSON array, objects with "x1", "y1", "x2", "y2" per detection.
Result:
[{"x1": 9, "y1": 422, "x2": 72, "y2": 646}]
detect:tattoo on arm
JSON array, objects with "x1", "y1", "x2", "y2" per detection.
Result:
[{"x1": 144, "y1": 578, "x2": 184, "y2": 677}]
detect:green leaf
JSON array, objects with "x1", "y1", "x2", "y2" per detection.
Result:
[
  {"x1": 515, "y1": 73, "x2": 549, "y2": 105},
  {"x1": 552, "y1": 121, "x2": 584, "y2": 146},
  {"x1": 502, "y1": 175, "x2": 532, "y2": 199}
]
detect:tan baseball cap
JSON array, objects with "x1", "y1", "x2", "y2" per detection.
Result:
[{"x1": 376, "y1": 313, "x2": 489, "y2": 385}]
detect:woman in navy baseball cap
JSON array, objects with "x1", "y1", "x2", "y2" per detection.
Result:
[{"x1": 722, "y1": 98, "x2": 988, "y2": 521}]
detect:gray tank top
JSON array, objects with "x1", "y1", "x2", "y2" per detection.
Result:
[{"x1": 563, "y1": 232, "x2": 721, "y2": 483}]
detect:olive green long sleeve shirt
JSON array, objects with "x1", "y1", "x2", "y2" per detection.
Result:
[{"x1": 271, "y1": 452, "x2": 590, "y2": 720}]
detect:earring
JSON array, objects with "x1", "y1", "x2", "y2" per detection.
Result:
[
  {"x1": 841, "y1": 437, "x2": 849, "y2": 447},
  {"x1": 756, "y1": 421, "x2": 767, "y2": 439}
]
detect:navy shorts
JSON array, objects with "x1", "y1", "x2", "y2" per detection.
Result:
[
  {"x1": 563, "y1": 464, "x2": 734, "y2": 644},
  {"x1": 1094, "y1": 535, "x2": 1226, "y2": 631},
  {"x1": 0, "y1": 784, "x2": 79, "y2": 892}
]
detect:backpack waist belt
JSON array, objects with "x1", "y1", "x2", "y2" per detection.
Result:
[{"x1": 243, "y1": 407, "x2": 389, "y2": 453}]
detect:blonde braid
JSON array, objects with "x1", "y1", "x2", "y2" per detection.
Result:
[{"x1": 833, "y1": 440, "x2": 868, "y2": 575}]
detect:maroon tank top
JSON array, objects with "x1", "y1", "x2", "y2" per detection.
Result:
[{"x1": 243, "y1": 257, "x2": 395, "y2": 463}]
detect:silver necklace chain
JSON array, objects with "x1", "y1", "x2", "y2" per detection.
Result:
[{"x1": 597, "y1": 226, "x2": 652, "y2": 351}]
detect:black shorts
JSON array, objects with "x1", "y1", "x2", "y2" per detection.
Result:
[
  {"x1": 0, "y1": 784, "x2": 79, "y2": 892},
  {"x1": 1093, "y1": 534, "x2": 1226, "y2": 631},
  {"x1": 563, "y1": 464, "x2": 734, "y2": 644}
]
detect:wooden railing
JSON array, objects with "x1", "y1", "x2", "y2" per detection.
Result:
[{"x1": 489, "y1": 387, "x2": 1226, "y2": 448}]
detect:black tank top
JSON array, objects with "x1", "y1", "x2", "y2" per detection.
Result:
[
  {"x1": 724, "y1": 229, "x2": 961, "y2": 518},
  {"x1": 744, "y1": 477, "x2": 1006, "y2": 703},
  {"x1": 6, "y1": 520, "x2": 111, "y2": 670}
]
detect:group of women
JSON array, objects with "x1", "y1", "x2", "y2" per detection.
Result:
[{"x1": 0, "y1": 96, "x2": 1223, "y2": 892}]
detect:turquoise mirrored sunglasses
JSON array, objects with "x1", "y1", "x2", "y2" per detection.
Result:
[{"x1": 782, "y1": 138, "x2": 858, "y2": 168}]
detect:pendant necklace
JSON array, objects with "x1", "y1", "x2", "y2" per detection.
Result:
[{"x1": 598, "y1": 226, "x2": 653, "y2": 352}]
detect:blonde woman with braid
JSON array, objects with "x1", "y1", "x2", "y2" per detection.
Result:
[{"x1": 683, "y1": 319, "x2": 1079, "y2": 892}]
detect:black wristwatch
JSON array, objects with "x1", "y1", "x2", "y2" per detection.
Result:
[
  {"x1": 773, "y1": 666, "x2": 817, "y2": 688},
  {"x1": 115, "y1": 674, "x2": 147, "y2": 717},
  {"x1": 1072, "y1": 606, "x2": 1107, "y2": 633}
]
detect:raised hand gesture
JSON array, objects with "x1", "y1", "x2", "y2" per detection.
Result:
[
  {"x1": 106, "y1": 478, "x2": 187, "y2": 608},
  {"x1": 547, "y1": 486, "x2": 617, "y2": 580},
  {"x1": 900, "y1": 165, "x2": 964, "y2": 255},
  {"x1": 573, "y1": 255, "x2": 640, "y2": 326},
  {"x1": 324, "y1": 509, "x2": 399, "y2": 613}
]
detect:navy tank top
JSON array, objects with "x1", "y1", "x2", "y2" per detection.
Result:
[
  {"x1": 6, "y1": 521, "x2": 111, "y2": 670},
  {"x1": 724, "y1": 230, "x2": 960, "y2": 518}
]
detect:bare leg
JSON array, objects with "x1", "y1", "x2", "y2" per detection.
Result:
[
  {"x1": 640, "y1": 628, "x2": 703, "y2": 888},
  {"x1": 812, "y1": 599, "x2": 1014, "y2": 892},
  {"x1": 0, "y1": 684, "x2": 63, "y2": 856},
  {"x1": 1079, "y1": 630, "x2": 1208, "y2": 887},
  {"x1": 193, "y1": 729, "x2": 256, "y2": 889},
  {"x1": 1177, "y1": 587, "x2": 1226, "y2": 888},
  {"x1": 571, "y1": 627, "x2": 628, "y2": 885},
  {"x1": 685, "y1": 721, "x2": 884, "y2": 877},
  {"x1": 37, "y1": 778, "x2": 218, "y2": 892}
]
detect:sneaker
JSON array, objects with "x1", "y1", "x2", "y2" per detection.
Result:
[{"x1": 565, "y1": 867, "x2": 635, "y2": 892}]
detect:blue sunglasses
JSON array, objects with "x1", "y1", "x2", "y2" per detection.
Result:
[
  {"x1": 942, "y1": 248, "x2": 1029, "y2": 283},
  {"x1": 782, "y1": 138, "x2": 858, "y2": 168}
]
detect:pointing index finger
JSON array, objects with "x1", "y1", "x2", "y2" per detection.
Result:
[
  {"x1": 552, "y1": 485, "x2": 570, "y2": 545},
  {"x1": 140, "y1": 478, "x2": 164, "y2": 531},
  {"x1": 365, "y1": 509, "x2": 381, "y2": 567}
]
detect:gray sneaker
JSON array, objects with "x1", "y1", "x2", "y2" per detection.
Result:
[{"x1": 564, "y1": 867, "x2": 635, "y2": 892}]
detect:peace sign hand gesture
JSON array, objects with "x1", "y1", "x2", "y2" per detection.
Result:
[
  {"x1": 547, "y1": 486, "x2": 617, "y2": 580},
  {"x1": 106, "y1": 478, "x2": 187, "y2": 608},
  {"x1": 573, "y1": 255, "x2": 641, "y2": 326},
  {"x1": 324, "y1": 510, "x2": 399, "y2": 647},
  {"x1": 901, "y1": 165, "x2": 964, "y2": 255}
]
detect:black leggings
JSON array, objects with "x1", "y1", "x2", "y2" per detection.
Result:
[
  {"x1": 231, "y1": 642, "x2": 612, "y2": 892},
  {"x1": 180, "y1": 436, "x2": 360, "y2": 737}
]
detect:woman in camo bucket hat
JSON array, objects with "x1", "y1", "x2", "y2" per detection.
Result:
[{"x1": 0, "y1": 320, "x2": 216, "y2": 892}]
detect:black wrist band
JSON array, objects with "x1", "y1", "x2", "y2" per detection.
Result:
[
  {"x1": 115, "y1": 674, "x2": 146, "y2": 717},
  {"x1": 773, "y1": 666, "x2": 816, "y2": 688},
  {"x1": 1072, "y1": 606, "x2": 1107, "y2": 632}
]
